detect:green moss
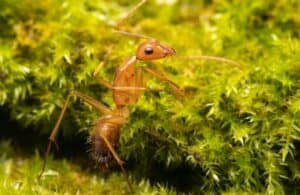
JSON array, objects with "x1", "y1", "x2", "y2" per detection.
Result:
[
  {"x1": 0, "y1": 0, "x2": 300, "y2": 194},
  {"x1": 0, "y1": 141, "x2": 173, "y2": 194}
]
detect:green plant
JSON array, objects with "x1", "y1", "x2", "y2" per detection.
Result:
[{"x1": 0, "y1": 0, "x2": 300, "y2": 194}]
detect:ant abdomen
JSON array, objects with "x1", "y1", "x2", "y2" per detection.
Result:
[{"x1": 90, "y1": 115, "x2": 125, "y2": 169}]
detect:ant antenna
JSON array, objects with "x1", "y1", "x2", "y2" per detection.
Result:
[
  {"x1": 177, "y1": 55, "x2": 243, "y2": 70},
  {"x1": 112, "y1": 29, "x2": 154, "y2": 40},
  {"x1": 116, "y1": 0, "x2": 148, "y2": 27},
  {"x1": 111, "y1": 1, "x2": 152, "y2": 41}
]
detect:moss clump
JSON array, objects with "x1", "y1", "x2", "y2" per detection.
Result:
[{"x1": 1, "y1": 0, "x2": 300, "y2": 194}]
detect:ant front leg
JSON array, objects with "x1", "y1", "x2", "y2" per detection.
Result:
[
  {"x1": 143, "y1": 67, "x2": 185, "y2": 98},
  {"x1": 39, "y1": 90, "x2": 112, "y2": 178}
]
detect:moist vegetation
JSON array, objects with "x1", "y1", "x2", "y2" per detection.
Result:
[{"x1": 0, "y1": 0, "x2": 300, "y2": 194}]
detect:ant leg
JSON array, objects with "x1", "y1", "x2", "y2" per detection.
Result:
[
  {"x1": 92, "y1": 62, "x2": 114, "y2": 89},
  {"x1": 39, "y1": 90, "x2": 112, "y2": 178},
  {"x1": 134, "y1": 67, "x2": 144, "y2": 97},
  {"x1": 100, "y1": 134, "x2": 133, "y2": 193},
  {"x1": 143, "y1": 67, "x2": 185, "y2": 98}
]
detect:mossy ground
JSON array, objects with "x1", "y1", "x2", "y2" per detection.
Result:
[{"x1": 0, "y1": 0, "x2": 300, "y2": 194}]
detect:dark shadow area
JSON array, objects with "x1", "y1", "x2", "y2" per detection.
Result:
[
  {"x1": 0, "y1": 106, "x2": 90, "y2": 165},
  {"x1": 0, "y1": 106, "x2": 40, "y2": 155},
  {"x1": 148, "y1": 162, "x2": 204, "y2": 193}
]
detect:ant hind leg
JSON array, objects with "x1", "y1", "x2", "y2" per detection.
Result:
[
  {"x1": 100, "y1": 134, "x2": 133, "y2": 193},
  {"x1": 39, "y1": 91, "x2": 112, "y2": 179}
]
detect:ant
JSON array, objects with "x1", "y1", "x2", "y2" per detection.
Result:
[
  {"x1": 39, "y1": 33, "x2": 182, "y2": 191},
  {"x1": 38, "y1": 1, "x2": 181, "y2": 190},
  {"x1": 39, "y1": 0, "x2": 242, "y2": 192}
]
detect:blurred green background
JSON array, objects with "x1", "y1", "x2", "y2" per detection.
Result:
[{"x1": 0, "y1": 0, "x2": 300, "y2": 194}]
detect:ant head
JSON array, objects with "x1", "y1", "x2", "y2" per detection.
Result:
[{"x1": 136, "y1": 39, "x2": 176, "y2": 61}]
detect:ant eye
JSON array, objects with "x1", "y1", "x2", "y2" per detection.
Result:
[{"x1": 144, "y1": 47, "x2": 153, "y2": 55}]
